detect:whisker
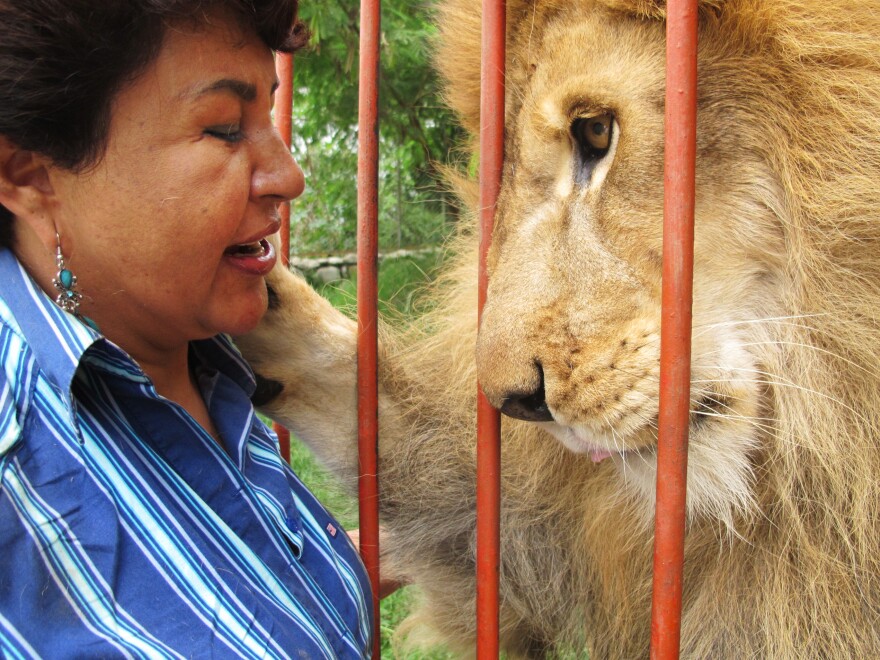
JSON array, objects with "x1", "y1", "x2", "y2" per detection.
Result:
[
  {"x1": 607, "y1": 420, "x2": 629, "y2": 477},
  {"x1": 615, "y1": 314, "x2": 828, "y2": 352},
  {"x1": 692, "y1": 375, "x2": 875, "y2": 430},
  {"x1": 736, "y1": 340, "x2": 880, "y2": 379},
  {"x1": 692, "y1": 410, "x2": 777, "y2": 436},
  {"x1": 690, "y1": 313, "x2": 829, "y2": 337}
]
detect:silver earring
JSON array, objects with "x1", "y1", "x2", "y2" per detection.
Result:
[
  {"x1": 51, "y1": 233, "x2": 98, "y2": 331},
  {"x1": 52, "y1": 233, "x2": 82, "y2": 313}
]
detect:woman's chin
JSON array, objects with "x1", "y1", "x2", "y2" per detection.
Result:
[{"x1": 211, "y1": 288, "x2": 269, "y2": 338}]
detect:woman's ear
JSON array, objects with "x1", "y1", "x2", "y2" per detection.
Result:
[{"x1": 0, "y1": 136, "x2": 57, "y2": 250}]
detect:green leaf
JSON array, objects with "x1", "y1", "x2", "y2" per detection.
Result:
[{"x1": 286, "y1": 0, "x2": 465, "y2": 255}]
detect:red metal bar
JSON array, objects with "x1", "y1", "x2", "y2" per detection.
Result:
[
  {"x1": 357, "y1": 0, "x2": 382, "y2": 655},
  {"x1": 476, "y1": 0, "x2": 505, "y2": 656},
  {"x1": 273, "y1": 52, "x2": 294, "y2": 463},
  {"x1": 649, "y1": 1, "x2": 698, "y2": 658}
]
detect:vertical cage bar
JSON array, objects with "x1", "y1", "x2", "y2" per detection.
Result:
[
  {"x1": 357, "y1": 0, "x2": 382, "y2": 656},
  {"x1": 476, "y1": 0, "x2": 505, "y2": 656},
  {"x1": 649, "y1": 0, "x2": 698, "y2": 658},
  {"x1": 273, "y1": 52, "x2": 294, "y2": 464}
]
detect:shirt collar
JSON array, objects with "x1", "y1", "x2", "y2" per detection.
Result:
[
  {"x1": 0, "y1": 248, "x2": 258, "y2": 403},
  {"x1": 190, "y1": 335, "x2": 257, "y2": 398},
  {"x1": 0, "y1": 248, "x2": 101, "y2": 406}
]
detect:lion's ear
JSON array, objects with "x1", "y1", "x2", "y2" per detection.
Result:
[{"x1": 595, "y1": 0, "x2": 726, "y2": 19}]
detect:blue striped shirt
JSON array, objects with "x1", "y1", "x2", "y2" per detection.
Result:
[{"x1": 0, "y1": 248, "x2": 373, "y2": 658}]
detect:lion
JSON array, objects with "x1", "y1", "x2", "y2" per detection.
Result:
[{"x1": 235, "y1": 0, "x2": 880, "y2": 656}]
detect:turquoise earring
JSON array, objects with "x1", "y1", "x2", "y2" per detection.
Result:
[{"x1": 52, "y1": 233, "x2": 99, "y2": 331}]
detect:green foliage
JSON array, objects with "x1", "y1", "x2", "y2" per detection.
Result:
[
  {"x1": 306, "y1": 251, "x2": 443, "y2": 319},
  {"x1": 287, "y1": 0, "x2": 462, "y2": 254}
]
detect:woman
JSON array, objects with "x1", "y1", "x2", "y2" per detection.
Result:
[{"x1": 0, "y1": 1, "x2": 373, "y2": 657}]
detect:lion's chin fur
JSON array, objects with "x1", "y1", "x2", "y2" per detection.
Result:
[{"x1": 238, "y1": 0, "x2": 880, "y2": 656}]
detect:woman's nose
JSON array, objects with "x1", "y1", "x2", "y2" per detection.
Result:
[{"x1": 251, "y1": 127, "x2": 305, "y2": 203}]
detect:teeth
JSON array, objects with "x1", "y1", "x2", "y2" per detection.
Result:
[{"x1": 228, "y1": 241, "x2": 264, "y2": 256}]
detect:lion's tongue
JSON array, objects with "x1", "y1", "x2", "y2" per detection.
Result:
[{"x1": 590, "y1": 449, "x2": 613, "y2": 464}]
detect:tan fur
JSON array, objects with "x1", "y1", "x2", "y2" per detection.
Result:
[{"x1": 236, "y1": 0, "x2": 880, "y2": 656}]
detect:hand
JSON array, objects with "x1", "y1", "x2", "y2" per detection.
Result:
[
  {"x1": 234, "y1": 260, "x2": 361, "y2": 487},
  {"x1": 347, "y1": 528, "x2": 409, "y2": 599}
]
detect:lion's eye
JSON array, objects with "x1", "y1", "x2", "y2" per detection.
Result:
[{"x1": 571, "y1": 113, "x2": 615, "y2": 185}]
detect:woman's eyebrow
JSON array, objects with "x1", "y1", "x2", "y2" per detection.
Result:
[{"x1": 182, "y1": 77, "x2": 280, "y2": 102}]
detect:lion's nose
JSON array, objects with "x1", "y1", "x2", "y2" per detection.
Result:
[{"x1": 498, "y1": 365, "x2": 554, "y2": 422}]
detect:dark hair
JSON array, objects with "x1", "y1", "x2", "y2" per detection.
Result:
[{"x1": 0, "y1": 0, "x2": 308, "y2": 247}]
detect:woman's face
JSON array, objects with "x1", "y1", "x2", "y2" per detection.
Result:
[{"x1": 46, "y1": 15, "x2": 303, "y2": 356}]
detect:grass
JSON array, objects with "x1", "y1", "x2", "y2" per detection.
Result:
[
  {"x1": 289, "y1": 252, "x2": 456, "y2": 658},
  {"x1": 305, "y1": 251, "x2": 443, "y2": 319}
]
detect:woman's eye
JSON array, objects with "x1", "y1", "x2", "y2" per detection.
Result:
[
  {"x1": 205, "y1": 125, "x2": 243, "y2": 142},
  {"x1": 571, "y1": 113, "x2": 615, "y2": 185}
]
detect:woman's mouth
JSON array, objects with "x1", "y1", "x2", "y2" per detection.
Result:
[{"x1": 223, "y1": 238, "x2": 276, "y2": 276}]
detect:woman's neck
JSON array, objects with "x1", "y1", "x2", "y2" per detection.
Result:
[{"x1": 134, "y1": 345, "x2": 224, "y2": 451}]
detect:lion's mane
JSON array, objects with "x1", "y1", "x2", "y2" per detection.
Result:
[{"x1": 373, "y1": 0, "x2": 880, "y2": 656}]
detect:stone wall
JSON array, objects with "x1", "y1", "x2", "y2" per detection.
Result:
[{"x1": 290, "y1": 247, "x2": 438, "y2": 283}]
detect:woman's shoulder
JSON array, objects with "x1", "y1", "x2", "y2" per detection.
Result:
[
  {"x1": 0, "y1": 312, "x2": 36, "y2": 460},
  {"x1": 0, "y1": 264, "x2": 87, "y2": 461}
]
